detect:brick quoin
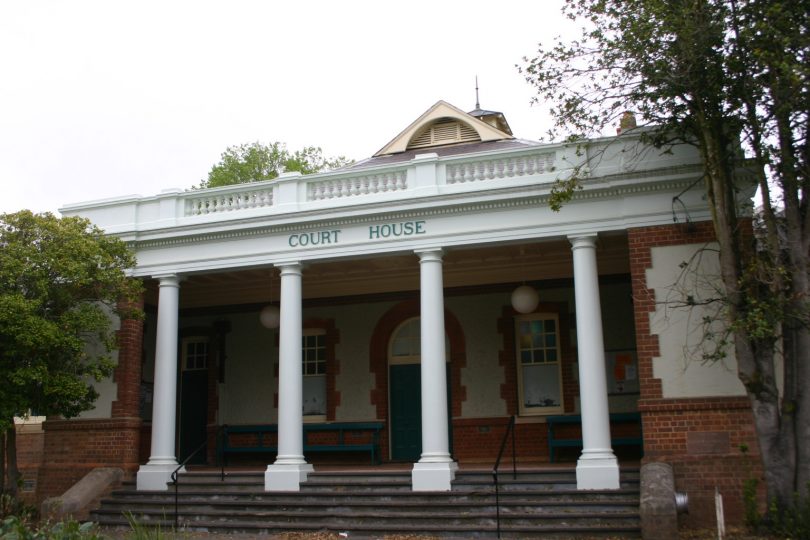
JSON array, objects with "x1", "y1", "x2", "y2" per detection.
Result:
[{"x1": 629, "y1": 222, "x2": 761, "y2": 528}]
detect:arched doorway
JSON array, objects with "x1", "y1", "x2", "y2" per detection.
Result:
[{"x1": 388, "y1": 317, "x2": 452, "y2": 461}]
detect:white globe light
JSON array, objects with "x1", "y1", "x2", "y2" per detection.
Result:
[
  {"x1": 259, "y1": 305, "x2": 280, "y2": 329},
  {"x1": 511, "y1": 285, "x2": 539, "y2": 314}
]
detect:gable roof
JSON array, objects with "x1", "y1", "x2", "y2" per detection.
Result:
[{"x1": 372, "y1": 100, "x2": 514, "y2": 157}]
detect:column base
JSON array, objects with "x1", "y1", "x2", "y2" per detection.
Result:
[
  {"x1": 412, "y1": 461, "x2": 458, "y2": 491},
  {"x1": 576, "y1": 453, "x2": 620, "y2": 490},
  {"x1": 137, "y1": 463, "x2": 183, "y2": 491},
  {"x1": 265, "y1": 463, "x2": 314, "y2": 491}
]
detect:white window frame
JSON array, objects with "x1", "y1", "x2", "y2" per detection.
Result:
[
  {"x1": 302, "y1": 328, "x2": 327, "y2": 422},
  {"x1": 181, "y1": 336, "x2": 209, "y2": 372},
  {"x1": 515, "y1": 313, "x2": 564, "y2": 416}
]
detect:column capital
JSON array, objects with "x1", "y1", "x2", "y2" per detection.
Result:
[
  {"x1": 568, "y1": 234, "x2": 599, "y2": 250},
  {"x1": 415, "y1": 248, "x2": 444, "y2": 262},
  {"x1": 275, "y1": 261, "x2": 303, "y2": 276},
  {"x1": 152, "y1": 273, "x2": 184, "y2": 286}
]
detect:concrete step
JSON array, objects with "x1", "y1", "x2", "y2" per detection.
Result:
[{"x1": 94, "y1": 467, "x2": 641, "y2": 538}]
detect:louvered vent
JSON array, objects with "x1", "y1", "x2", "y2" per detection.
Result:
[{"x1": 407, "y1": 118, "x2": 481, "y2": 150}]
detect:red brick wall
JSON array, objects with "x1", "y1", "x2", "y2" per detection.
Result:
[
  {"x1": 110, "y1": 296, "x2": 145, "y2": 418},
  {"x1": 629, "y1": 222, "x2": 761, "y2": 528},
  {"x1": 451, "y1": 417, "x2": 546, "y2": 464},
  {"x1": 13, "y1": 425, "x2": 45, "y2": 504},
  {"x1": 38, "y1": 418, "x2": 141, "y2": 503}
]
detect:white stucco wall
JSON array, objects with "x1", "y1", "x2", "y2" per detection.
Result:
[
  {"x1": 303, "y1": 302, "x2": 392, "y2": 421},
  {"x1": 219, "y1": 312, "x2": 278, "y2": 424},
  {"x1": 447, "y1": 293, "x2": 508, "y2": 418},
  {"x1": 647, "y1": 243, "x2": 745, "y2": 398}
]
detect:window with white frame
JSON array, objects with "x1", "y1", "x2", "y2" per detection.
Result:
[
  {"x1": 302, "y1": 329, "x2": 327, "y2": 419},
  {"x1": 182, "y1": 337, "x2": 209, "y2": 371},
  {"x1": 515, "y1": 314, "x2": 563, "y2": 415}
]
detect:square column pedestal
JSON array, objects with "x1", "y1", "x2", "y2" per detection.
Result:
[
  {"x1": 137, "y1": 463, "x2": 184, "y2": 491},
  {"x1": 412, "y1": 461, "x2": 459, "y2": 491},
  {"x1": 265, "y1": 463, "x2": 314, "y2": 491},
  {"x1": 576, "y1": 453, "x2": 620, "y2": 490}
]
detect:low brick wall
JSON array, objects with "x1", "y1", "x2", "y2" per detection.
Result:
[
  {"x1": 38, "y1": 418, "x2": 141, "y2": 504},
  {"x1": 639, "y1": 397, "x2": 762, "y2": 528}
]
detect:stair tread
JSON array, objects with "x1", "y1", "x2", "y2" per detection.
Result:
[{"x1": 101, "y1": 470, "x2": 641, "y2": 537}]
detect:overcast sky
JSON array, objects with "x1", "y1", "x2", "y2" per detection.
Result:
[{"x1": 0, "y1": 1, "x2": 574, "y2": 215}]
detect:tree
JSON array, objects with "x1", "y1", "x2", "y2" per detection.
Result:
[
  {"x1": 0, "y1": 210, "x2": 142, "y2": 496},
  {"x1": 198, "y1": 142, "x2": 353, "y2": 189},
  {"x1": 521, "y1": 0, "x2": 809, "y2": 514}
]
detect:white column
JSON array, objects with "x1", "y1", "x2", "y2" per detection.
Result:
[
  {"x1": 412, "y1": 249, "x2": 457, "y2": 491},
  {"x1": 569, "y1": 235, "x2": 620, "y2": 490},
  {"x1": 137, "y1": 274, "x2": 182, "y2": 491},
  {"x1": 265, "y1": 262, "x2": 312, "y2": 491}
]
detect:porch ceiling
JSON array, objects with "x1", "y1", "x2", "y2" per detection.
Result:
[{"x1": 143, "y1": 234, "x2": 630, "y2": 309}]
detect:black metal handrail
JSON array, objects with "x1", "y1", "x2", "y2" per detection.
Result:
[
  {"x1": 170, "y1": 425, "x2": 226, "y2": 530},
  {"x1": 492, "y1": 415, "x2": 516, "y2": 539}
]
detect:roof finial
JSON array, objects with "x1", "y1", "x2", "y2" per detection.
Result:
[{"x1": 475, "y1": 75, "x2": 480, "y2": 110}]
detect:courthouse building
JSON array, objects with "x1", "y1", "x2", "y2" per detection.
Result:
[{"x1": 31, "y1": 100, "x2": 760, "y2": 525}]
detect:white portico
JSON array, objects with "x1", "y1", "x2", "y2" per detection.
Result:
[{"x1": 62, "y1": 100, "x2": 710, "y2": 493}]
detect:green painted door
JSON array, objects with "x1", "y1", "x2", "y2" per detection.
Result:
[
  {"x1": 390, "y1": 364, "x2": 422, "y2": 461},
  {"x1": 390, "y1": 363, "x2": 453, "y2": 461},
  {"x1": 179, "y1": 370, "x2": 208, "y2": 464}
]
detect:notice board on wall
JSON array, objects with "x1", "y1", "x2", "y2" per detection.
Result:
[{"x1": 605, "y1": 350, "x2": 639, "y2": 394}]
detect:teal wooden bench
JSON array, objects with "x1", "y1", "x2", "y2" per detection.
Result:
[
  {"x1": 219, "y1": 422, "x2": 383, "y2": 465},
  {"x1": 546, "y1": 412, "x2": 643, "y2": 462}
]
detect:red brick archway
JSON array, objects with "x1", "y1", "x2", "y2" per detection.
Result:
[{"x1": 368, "y1": 299, "x2": 466, "y2": 461}]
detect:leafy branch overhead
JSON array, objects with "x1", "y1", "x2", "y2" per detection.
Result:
[{"x1": 199, "y1": 142, "x2": 353, "y2": 189}]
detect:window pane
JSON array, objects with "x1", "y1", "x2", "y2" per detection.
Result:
[
  {"x1": 519, "y1": 321, "x2": 530, "y2": 335},
  {"x1": 521, "y1": 350, "x2": 532, "y2": 364},
  {"x1": 392, "y1": 338, "x2": 410, "y2": 356},
  {"x1": 303, "y1": 375, "x2": 326, "y2": 416},
  {"x1": 531, "y1": 320, "x2": 543, "y2": 333},
  {"x1": 522, "y1": 364, "x2": 561, "y2": 409},
  {"x1": 545, "y1": 333, "x2": 557, "y2": 347},
  {"x1": 546, "y1": 349, "x2": 557, "y2": 362}
]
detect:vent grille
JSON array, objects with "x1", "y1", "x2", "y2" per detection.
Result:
[{"x1": 407, "y1": 118, "x2": 481, "y2": 150}]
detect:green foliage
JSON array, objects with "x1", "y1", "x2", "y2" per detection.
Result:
[
  {"x1": 767, "y1": 487, "x2": 810, "y2": 539},
  {"x1": 0, "y1": 495, "x2": 35, "y2": 523},
  {"x1": 0, "y1": 517, "x2": 101, "y2": 540},
  {"x1": 199, "y1": 141, "x2": 352, "y2": 189},
  {"x1": 0, "y1": 211, "x2": 142, "y2": 427},
  {"x1": 124, "y1": 512, "x2": 164, "y2": 540},
  {"x1": 743, "y1": 477, "x2": 762, "y2": 530}
]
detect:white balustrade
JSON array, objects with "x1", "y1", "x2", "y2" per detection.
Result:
[
  {"x1": 176, "y1": 151, "x2": 556, "y2": 218},
  {"x1": 185, "y1": 187, "x2": 274, "y2": 216},
  {"x1": 445, "y1": 152, "x2": 555, "y2": 184},
  {"x1": 307, "y1": 171, "x2": 408, "y2": 201}
]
